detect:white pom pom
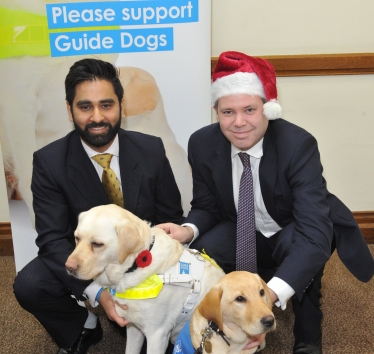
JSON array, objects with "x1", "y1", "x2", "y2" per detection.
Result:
[{"x1": 263, "y1": 100, "x2": 282, "y2": 120}]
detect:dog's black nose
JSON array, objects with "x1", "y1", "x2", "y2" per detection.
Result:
[{"x1": 261, "y1": 315, "x2": 275, "y2": 328}]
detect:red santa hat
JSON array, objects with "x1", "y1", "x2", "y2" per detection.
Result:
[{"x1": 211, "y1": 51, "x2": 282, "y2": 120}]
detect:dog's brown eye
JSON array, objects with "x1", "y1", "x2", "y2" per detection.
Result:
[
  {"x1": 92, "y1": 242, "x2": 104, "y2": 248},
  {"x1": 235, "y1": 296, "x2": 246, "y2": 303},
  {"x1": 260, "y1": 289, "x2": 265, "y2": 296}
]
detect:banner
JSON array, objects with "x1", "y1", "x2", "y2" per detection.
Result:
[{"x1": 0, "y1": 0, "x2": 211, "y2": 271}]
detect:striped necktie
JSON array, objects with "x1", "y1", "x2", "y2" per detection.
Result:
[{"x1": 236, "y1": 152, "x2": 257, "y2": 273}]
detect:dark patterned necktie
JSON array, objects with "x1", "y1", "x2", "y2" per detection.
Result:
[
  {"x1": 236, "y1": 152, "x2": 257, "y2": 273},
  {"x1": 92, "y1": 154, "x2": 124, "y2": 208}
]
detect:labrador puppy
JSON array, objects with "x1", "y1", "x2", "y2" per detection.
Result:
[
  {"x1": 174, "y1": 271, "x2": 275, "y2": 354},
  {"x1": 65, "y1": 204, "x2": 225, "y2": 354}
]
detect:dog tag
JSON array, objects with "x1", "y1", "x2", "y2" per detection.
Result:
[
  {"x1": 204, "y1": 341, "x2": 212, "y2": 353},
  {"x1": 205, "y1": 327, "x2": 213, "y2": 339}
]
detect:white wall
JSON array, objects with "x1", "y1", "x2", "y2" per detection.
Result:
[
  {"x1": 210, "y1": 0, "x2": 374, "y2": 211},
  {"x1": 211, "y1": 0, "x2": 374, "y2": 55},
  {"x1": 277, "y1": 75, "x2": 374, "y2": 210}
]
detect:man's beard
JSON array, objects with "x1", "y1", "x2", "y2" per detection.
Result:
[{"x1": 73, "y1": 114, "x2": 122, "y2": 148}]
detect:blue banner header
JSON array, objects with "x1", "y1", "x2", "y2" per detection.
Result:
[
  {"x1": 49, "y1": 27, "x2": 174, "y2": 57},
  {"x1": 47, "y1": 0, "x2": 198, "y2": 29}
]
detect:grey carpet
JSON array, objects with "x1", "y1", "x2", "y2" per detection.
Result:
[{"x1": 1, "y1": 246, "x2": 373, "y2": 353}]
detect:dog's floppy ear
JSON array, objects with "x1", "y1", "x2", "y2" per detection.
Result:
[
  {"x1": 116, "y1": 219, "x2": 144, "y2": 263},
  {"x1": 75, "y1": 211, "x2": 87, "y2": 229},
  {"x1": 77, "y1": 211, "x2": 87, "y2": 221},
  {"x1": 74, "y1": 211, "x2": 87, "y2": 237},
  {"x1": 197, "y1": 285, "x2": 224, "y2": 330},
  {"x1": 260, "y1": 277, "x2": 273, "y2": 308}
]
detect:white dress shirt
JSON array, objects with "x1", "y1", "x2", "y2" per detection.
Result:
[
  {"x1": 231, "y1": 140, "x2": 281, "y2": 237},
  {"x1": 186, "y1": 138, "x2": 294, "y2": 310},
  {"x1": 231, "y1": 139, "x2": 294, "y2": 309},
  {"x1": 82, "y1": 135, "x2": 122, "y2": 185}
]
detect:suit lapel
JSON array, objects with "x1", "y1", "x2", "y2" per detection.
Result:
[
  {"x1": 211, "y1": 132, "x2": 237, "y2": 222},
  {"x1": 260, "y1": 122, "x2": 278, "y2": 222},
  {"x1": 67, "y1": 133, "x2": 108, "y2": 206},
  {"x1": 118, "y1": 130, "x2": 142, "y2": 213}
]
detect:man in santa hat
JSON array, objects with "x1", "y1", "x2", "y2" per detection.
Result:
[{"x1": 158, "y1": 51, "x2": 374, "y2": 354}]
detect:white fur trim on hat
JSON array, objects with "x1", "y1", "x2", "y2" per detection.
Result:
[
  {"x1": 211, "y1": 72, "x2": 265, "y2": 107},
  {"x1": 211, "y1": 72, "x2": 282, "y2": 120}
]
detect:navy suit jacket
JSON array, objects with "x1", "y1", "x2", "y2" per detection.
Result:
[
  {"x1": 185, "y1": 120, "x2": 373, "y2": 296},
  {"x1": 32, "y1": 129, "x2": 184, "y2": 298}
]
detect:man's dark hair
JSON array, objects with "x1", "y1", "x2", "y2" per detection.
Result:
[{"x1": 65, "y1": 58, "x2": 124, "y2": 106}]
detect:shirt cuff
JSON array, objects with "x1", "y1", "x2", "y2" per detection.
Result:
[
  {"x1": 267, "y1": 277, "x2": 295, "y2": 310},
  {"x1": 84, "y1": 282, "x2": 103, "y2": 307},
  {"x1": 181, "y1": 223, "x2": 199, "y2": 246}
]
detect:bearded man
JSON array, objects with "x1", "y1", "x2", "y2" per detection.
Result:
[{"x1": 14, "y1": 58, "x2": 183, "y2": 354}]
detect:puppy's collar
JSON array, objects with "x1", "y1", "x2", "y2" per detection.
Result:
[
  {"x1": 125, "y1": 235, "x2": 155, "y2": 274},
  {"x1": 195, "y1": 321, "x2": 230, "y2": 353},
  {"x1": 209, "y1": 321, "x2": 230, "y2": 346}
]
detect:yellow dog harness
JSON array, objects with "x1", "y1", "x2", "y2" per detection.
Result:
[{"x1": 109, "y1": 249, "x2": 221, "y2": 325}]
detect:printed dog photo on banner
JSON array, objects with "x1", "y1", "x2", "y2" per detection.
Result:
[{"x1": 1, "y1": 0, "x2": 210, "y2": 271}]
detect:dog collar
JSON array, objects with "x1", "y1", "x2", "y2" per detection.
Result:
[
  {"x1": 209, "y1": 321, "x2": 230, "y2": 346},
  {"x1": 195, "y1": 321, "x2": 230, "y2": 354},
  {"x1": 108, "y1": 235, "x2": 159, "y2": 300},
  {"x1": 125, "y1": 235, "x2": 155, "y2": 274}
]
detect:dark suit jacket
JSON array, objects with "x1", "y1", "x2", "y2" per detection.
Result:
[
  {"x1": 185, "y1": 120, "x2": 373, "y2": 296},
  {"x1": 32, "y1": 129, "x2": 184, "y2": 299}
]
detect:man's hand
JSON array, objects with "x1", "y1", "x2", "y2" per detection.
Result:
[
  {"x1": 242, "y1": 333, "x2": 266, "y2": 351},
  {"x1": 99, "y1": 289, "x2": 129, "y2": 327},
  {"x1": 156, "y1": 223, "x2": 194, "y2": 244}
]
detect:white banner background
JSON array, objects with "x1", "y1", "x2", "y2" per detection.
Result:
[{"x1": 0, "y1": 0, "x2": 211, "y2": 271}]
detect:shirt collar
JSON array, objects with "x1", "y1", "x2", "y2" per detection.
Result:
[
  {"x1": 81, "y1": 135, "x2": 119, "y2": 158},
  {"x1": 231, "y1": 137, "x2": 264, "y2": 159}
]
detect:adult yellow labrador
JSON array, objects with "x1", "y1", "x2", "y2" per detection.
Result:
[
  {"x1": 173, "y1": 271, "x2": 276, "y2": 354},
  {"x1": 65, "y1": 204, "x2": 224, "y2": 354}
]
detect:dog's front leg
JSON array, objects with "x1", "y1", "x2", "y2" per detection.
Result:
[{"x1": 126, "y1": 324, "x2": 145, "y2": 354}]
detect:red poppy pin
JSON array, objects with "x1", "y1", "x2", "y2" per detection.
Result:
[{"x1": 135, "y1": 250, "x2": 152, "y2": 268}]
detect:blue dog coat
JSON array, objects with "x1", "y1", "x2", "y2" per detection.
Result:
[{"x1": 173, "y1": 320, "x2": 195, "y2": 354}]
